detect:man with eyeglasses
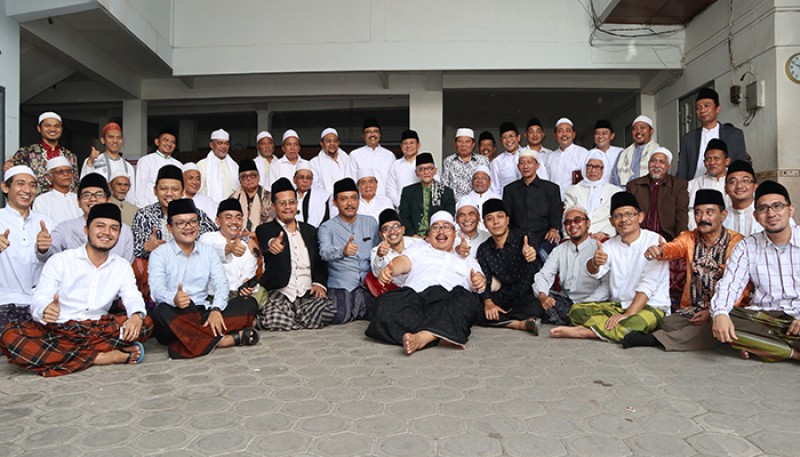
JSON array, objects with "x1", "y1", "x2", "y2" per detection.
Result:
[
  {"x1": 476, "y1": 199, "x2": 545, "y2": 333},
  {"x1": 551, "y1": 191, "x2": 670, "y2": 343},
  {"x1": 132, "y1": 165, "x2": 216, "y2": 261},
  {"x1": 255, "y1": 178, "x2": 334, "y2": 330},
  {"x1": 0, "y1": 166, "x2": 54, "y2": 326},
  {"x1": 534, "y1": 206, "x2": 611, "y2": 326},
  {"x1": 32, "y1": 157, "x2": 82, "y2": 225},
  {"x1": 370, "y1": 208, "x2": 421, "y2": 288},
  {"x1": 347, "y1": 118, "x2": 396, "y2": 199},
  {"x1": 711, "y1": 181, "x2": 800, "y2": 362},
  {"x1": 309, "y1": 128, "x2": 351, "y2": 195},
  {"x1": 229, "y1": 159, "x2": 275, "y2": 235},
  {"x1": 723, "y1": 160, "x2": 762, "y2": 236},
  {"x1": 399, "y1": 153, "x2": 456, "y2": 237},
  {"x1": 294, "y1": 164, "x2": 332, "y2": 228},
  {"x1": 624, "y1": 189, "x2": 746, "y2": 351},
  {"x1": 356, "y1": 167, "x2": 393, "y2": 223},
  {"x1": 319, "y1": 178, "x2": 380, "y2": 324},
  {"x1": 367, "y1": 211, "x2": 487, "y2": 355},
  {"x1": 50, "y1": 173, "x2": 134, "y2": 263},
  {"x1": 149, "y1": 199, "x2": 259, "y2": 358},
  {"x1": 687, "y1": 139, "x2": 732, "y2": 230},
  {"x1": 564, "y1": 151, "x2": 623, "y2": 240}
]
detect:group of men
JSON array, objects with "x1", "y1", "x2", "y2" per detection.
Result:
[{"x1": 1, "y1": 85, "x2": 799, "y2": 377}]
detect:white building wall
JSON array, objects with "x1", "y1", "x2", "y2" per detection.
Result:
[{"x1": 0, "y1": 0, "x2": 20, "y2": 161}]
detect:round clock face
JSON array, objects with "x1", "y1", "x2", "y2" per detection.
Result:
[{"x1": 787, "y1": 53, "x2": 800, "y2": 83}]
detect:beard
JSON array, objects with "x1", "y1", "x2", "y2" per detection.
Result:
[{"x1": 88, "y1": 239, "x2": 114, "y2": 252}]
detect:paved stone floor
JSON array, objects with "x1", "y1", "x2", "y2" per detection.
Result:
[{"x1": 1, "y1": 321, "x2": 799, "y2": 456}]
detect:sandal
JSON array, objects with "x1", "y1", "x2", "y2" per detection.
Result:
[
  {"x1": 231, "y1": 327, "x2": 260, "y2": 346},
  {"x1": 524, "y1": 317, "x2": 541, "y2": 336},
  {"x1": 120, "y1": 342, "x2": 145, "y2": 364}
]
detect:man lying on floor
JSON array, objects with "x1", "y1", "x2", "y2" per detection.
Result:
[
  {"x1": 0, "y1": 203, "x2": 152, "y2": 377},
  {"x1": 366, "y1": 211, "x2": 486, "y2": 355}
]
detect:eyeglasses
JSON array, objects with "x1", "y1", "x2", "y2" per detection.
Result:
[
  {"x1": 726, "y1": 177, "x2": 754, "y2": 186},
  {"x1": 50, "y1": 168, "x2": 74, "y2": 176},
  {"x1": 585, "y1": 164, "x2": 604, "y2": 170},
  {"x1": 239, "y1": 172, "x2": 259, "y2": 180},
  {"x1": 564, "y1": 216, "x2": 588, "y2": 226},
  {"x1": 295, "y1": 175, "x2": 313, "y2": 181},
  {"x1": 381, "y1": 223, "x2": 402, "y2": 233},
  {"x1": 173, "y1": 219, "x2": 200, "y2": 229},
  {"x1": 80, "y1": 191, "x2": 107, "y2": 200},
  {"x1": 755, "y1": 202, "x2": 788, "y2": 214},
  {"x1": 611, "y1": 211, "x2": 639, "y2": 221},
  {"x1": 275, "y1": 199, "x2": 297, "y2": 207},
  {"x1": 429, "y1": 224, "x2": 454, "y2": 233},
  {"x1": 417, "y1": 166, "x2": 435, "y2": 172}
]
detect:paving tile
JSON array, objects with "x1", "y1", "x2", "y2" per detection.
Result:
[
  {"x1": 586, "y1": 414, "x2": 644, "y2": 438},
  {"x1": 77, "y1": 426, "x2": 134, "y2": 449},
  {"x1": 250, "y1": 431, "x2": 311, "y2": 456},
  {"x1": 564, "y1": 433, "x2": 632, "y2": 457},
  {"x1": 409, "y1": 415, "x2": 465, "y2": 438},
  {"x1": 376, "y1": 433, "x2": 435, "y2": 457},
  {"x1": 626, "y1": 433, "x2": 696, "y2": 457},
  {"x1": 685, "y1": 432, "x2": 762, "y2": 457},
  {"x1": 188, "y1": 430, "x2": 254, "y2": 455},
  {"x1": 241, "y1": 413, "x2": 296, "y2": 433},
  {"x1": 638, "y1": 413, "x2": 703, "y2": 438},
  {"x1": 747, "y1": 430, "x2": 800, "y2": 457},
  {"x1": 313, "y1": 432, "x2": 374, "y2": 456},
  {"x1": 22, "y1": 425, "x2": 79, "y2": 448},
  {"x1": 439, "y1": 432, "x2": 502, "y2": 457},
  {"x1": 295, "y1": 415, "x2": 349, "y2": 435},
  {"x1": 501, "y1": 433, "x2": 566, "y2": 457},
  {"x1": 353, "y1": 415, "x2": 407, "y2": 436}
]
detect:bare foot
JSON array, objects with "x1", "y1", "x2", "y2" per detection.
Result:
[
  {"x1": 94, "y1": 344, "x2": 142, "y2": 365},
  {"x1": 550, "y1": 326, "x2": 597, "y2": 339},
  {"x1": 739, "y1": 350, "x2": 750, "y2": 360},
  {"x1": 402, "y1": 331, "x2": 438, "y2": 355}
]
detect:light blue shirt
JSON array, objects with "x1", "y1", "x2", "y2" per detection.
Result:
[
  {"x1": 318, "y1": 215, "x2": 379, "y2": 291},
  {"x1": 148, "y1": 240, "x2": 229, "y2": 310}
]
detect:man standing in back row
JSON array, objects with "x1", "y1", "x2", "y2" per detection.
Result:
[{"x1": 348, "y1": 118, "x2": 396, "y2": 199}]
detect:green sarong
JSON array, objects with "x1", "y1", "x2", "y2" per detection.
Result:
[
  {"x1": 568, "y1": 301, "x2": 665, "y2": 343},
  {"x1": 728, "y1": 308, "x2": 800, "y2": 362}
]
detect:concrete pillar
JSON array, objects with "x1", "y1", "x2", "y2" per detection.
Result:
[
  {"x1": 409, "y1": 73, "x2": 444, "y2": 164},
  {"x1": 639, "y1": 94, "x2": 657, "y2": 142},
  {"x1": 178, "y1": 118, "x2": 197, "y2": 153},
  {"x1": 122, "y1": 99, "x2": 147, "y2": 158},
  {"x1": 0, "y1": 8, "x2": 21, "y2": 162},
  {"x1": 256, "y1": 107, "x2": 272, "y2": 137}
]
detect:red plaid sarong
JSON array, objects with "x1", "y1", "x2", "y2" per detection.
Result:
[{"x1": 0, "y1": 315, "x2": 153, "y2": 377}]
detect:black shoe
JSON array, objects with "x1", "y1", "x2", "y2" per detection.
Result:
[{"x1": 622, "y1": 331, "x2": 660, "y2": 348}]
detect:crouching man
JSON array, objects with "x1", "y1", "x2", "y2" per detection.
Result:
[
  {"x1": 0, "y1": 204, "x2": 152, "y2": 376},
  {"x1": 366, "y1": 211, "x2": 487, "y2": 355}
]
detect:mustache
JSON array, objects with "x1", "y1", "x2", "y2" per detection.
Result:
[{"x1": 698, "y1": 221, "x2": 712, "y2": 227}]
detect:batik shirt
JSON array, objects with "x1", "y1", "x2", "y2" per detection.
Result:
[
  {"x1": 441, "y1": 153, "x2": 490, "y2": 200},
  {"x1": 132, "y1": 203, "x2": 217, "y2": 259},
  {"x1": 9, "y1": 142, "x2": 79, "y2": 195}
]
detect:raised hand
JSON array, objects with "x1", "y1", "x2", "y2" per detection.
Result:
[
  {"x1": 521, "y1": 235, "x2": 537, "y2": 263},
  {"x1": 228, "y1": 233, "x2": 247, "y2": 257},
  {"x1": 593, "y1": 240, "x2": 608, "y2": 267},
  {"x1": 377, "y1": 239, "x2": 391, "y2": 257},
  {"x1": 0, "y1": 228, "x2": 10, "y2": 253},
  {"x1": 43, "y1": 293, "x2": 60, "y2": 323},
  {"x1": 88, "y1": 145, "x2": 101, "y2": 166},
  {"x1": 36, "y1": 220, "x2": 51, "y2": 253},
  {"x1": 470, "y1": 268, "x2": 486, "y2": 292},
  {"x1": 268, "y1": 231, "x2": 286, "y2": 255},
  {"x1": 144, "y1": 226, "x2": 166, "y2": 253},
  {"x1": 455, "y1": 235, "x2": 470, "y2": 257},
  {"x1": 343, "y1": 234, "x2": 358, "y2": 257},
  {"x1": 379, "y1": 263, "x2": 394, "y2": 285},
  {"x1": 174, "y1": 283, "x2": 191, "y2": 309},
  {"x1": 645, "y1": 240, "x2": 665, "y2": 261}
]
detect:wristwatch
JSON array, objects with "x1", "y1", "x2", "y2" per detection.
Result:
[
  {"x1": 209, "y1": 306, "x2": 222, "y2": 313},
  {"x1": 132, "y1": 311, "x2": 145, "y2": 320}
]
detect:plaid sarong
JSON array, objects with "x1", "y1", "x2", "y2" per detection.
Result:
[
  {"x1": 728, "y1": 308, "x2": 800, "y2": 362},
  {"x1": 0, "y1": 314, "x2": 153, "y2": 377},
  {"x1": 255, "y1": 291, "x2": 336, "y2": 331},
  {"x1": 568, "y1": 301, "x2": 665, "y2": 343}
]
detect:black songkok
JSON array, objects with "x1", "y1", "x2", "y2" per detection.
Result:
[
  {"x1": 694, "y1": 189, "x2": 726, "y2": 210},
  {"x1": 217, "y1": 198, "x2": 243, "y2": 216},
  {"x1": 87, "y1": 203, "x2": 121, "y2": 225},
  {"x1": 333, "y1": 177, "x2": 358, "y2": 197},
  {"x1": 755, "y1": 180, "x2": 792, "y2": 205},
  {"x1": 482, "y1": 198, "x2": 507, "y2": 217},
  {"x1": 610, "y1": 191, "x2": 641, "y2": 214},
  {"x1": 157, "y1": 164, "x2": 184, "y2": 185},
  {"x1": 379, "y1": 209, "x2": 401, "y2": 228},
  {"x1": 167, "y1": 198, "x2": 197, "y2": 219}
]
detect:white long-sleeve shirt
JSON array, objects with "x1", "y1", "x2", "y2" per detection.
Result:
[
  {"x1": 533, "y1": 236, "x2": 610, "y2": 303},
  {"x1": 589, "y1": 229, "x2": 671, "y2": 313},
  {"x1": 309, "y1": 150, "x2": 351, "y2": 195},
  {"x1": 134, "y1": 152, "x2": 182, "y2": 207},
  {"x1": 199, "y1": 231, "x2": 257, "y2": 293},
  {"x1": 370, "y1": 236, "x2": 421, "y2": 286},
  {"x1": 386, "y1": 157, "x2": 419, "y2": 208},
  {"x1": 402, "y1": 242, "x2": 482, "y2": 293},
  {"x1": 347, "y1": 145, "x2": 396, "y2": 198},
  {"x1": 32, "y1": 189, "x2": 82, "y2": 226},
  {"x1": 687, "y1": 173, "x2": 731, "y2": 230},
  {"x1": 31, "y1": 246, "x2": 145, "y2": 324},
  {"x1": 0, "y1": 207, "x2": 53, "y2": 306},
  {"x1": 723, "y1": 203, "x2": 763, "y2": 236},
  {"x1": 711, "y1": 226, "x2": 800, "y2": 318},
  {"x1": 544, "y1": 143, "x2": 589, "y2": 199},
  {"x1": 267, "y1": 156, "x2": 309, "y2": 189}
]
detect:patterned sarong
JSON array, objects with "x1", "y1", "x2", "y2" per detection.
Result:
[
  {"x1": 0, "y1": 314, "x2": 153, "y2": 377},
  {"x1": 728, "y1": 308, "x2": 800, "y2": 362},
  {"x1": 255, "y1": 291, "x2": 336, "y2": 331},
  {"x1": 568, "y1": 301, "x2": 665, "y2": 343}
]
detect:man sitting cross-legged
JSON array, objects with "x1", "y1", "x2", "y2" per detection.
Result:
[
  {"x1": 533, "y1": 206, "x2": 611, "y2": 326},
  {"x1": 366, "y1": 211, "x2": 487, "y2": 355},
  {"x1": 149, "y1": 198, "x2": 259, "y2": 358},
  {"x1": 370, "y1": 208, "x2": 421, "y2": 288},
  {"x1": 0, "y1": 204, "x2": 152, "y2": 377},
  {"x1": 623, "y1": 189, "x2": 747, "y2": 350},
  {"x1": 475, "y1": 198, "x2": 543, "y2": 333},
  {"x1": 551, "y1": 191, "x2": 670, "y2": 342},
  {"x1": 254, "y1": 178, "x2": 335, "y2": 330},
  {"x1": 711, "y1": 181, "x2": 800, "y2": 362}
]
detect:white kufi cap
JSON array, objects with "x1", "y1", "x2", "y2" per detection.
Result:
[
  {"x1": 46, "y1": 156, "x2": 71, "y2": 172},
  {"x1": 282, "y1": 129, "x2": 299, "y2": 143},
  {"x1": 455, "y1": 128, "x2": 474, "y2": 139},
  {"x1": 632, "y1": 115, "x2": 654, "y2": 128},
  {"x1": 210, "y1": 129, "x2": 230, "y2": 141},
  {"x1": 38, "y1": 112, "x2": 62, "y2": 124},
  {"x1": 256, "y1": 131, "x2": 272, "y2": 142}
]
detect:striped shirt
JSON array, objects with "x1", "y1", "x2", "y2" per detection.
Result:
[{"x1": 711, "y1": 226, "x2": 800, "y2": 318}]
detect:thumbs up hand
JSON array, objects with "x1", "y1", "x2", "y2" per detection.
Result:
[
  {"x1": 88, "y1": 145, "x2": 101, "y2": 166},
  {"x1": 470, "y1": 268, "x2": 486, "y2": 292},
  {"x1": 43, "y1": 293, "x2": 60, "y2": 323},
  {"x1": 593, "y1": 240, "x2": 608, "y2": 267},
  {"x1": 455, "y1": 235, "x2": 470, "y2": 258},
  {"x1": 0, "y1": 228, "x2": 10, "y2": 253},
  {"x1": 144, "y1": 226, "x2": 166, "y2": 253},
  {"x1": 645, "y1": 240, "x2": 665, "y2": 261},
  {"x1": 228, "y1": 232, "x2": 247, "y2": 257},
  {"x1": 379, "y1": 263, "x2": 394, "y2": 285},
  {"x1": 174, "y1": 283, "x2": 191, "y2": 309},
  {"x1": 343, "y1": 234, "x2": 358, "y2": 257},
  {"x1": 36, "y1": 220, "x2": 52, "y2": 253},
  {"x1": 377, "y1": 239, "x2": 391, "y2": 257},
  {"x1": 521, "y1": 235, "x2": 537, "y2": 263},
  {"x1": 268, "y1": 231, "x2": 286, "y2": 255}
]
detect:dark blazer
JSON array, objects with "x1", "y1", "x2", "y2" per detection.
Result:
[
  {"x1": 678, "y1": 123, "x2": 747, "y2": 180},
  {"x1": 626, "y1": 174, "x2": 689, "y2": 242},
  {"x1": 398, "y1": 182, "x2": 456, "y2": 236},
  {"x1": 255, "y1": 220, "x2": 327, "y2": 290}
]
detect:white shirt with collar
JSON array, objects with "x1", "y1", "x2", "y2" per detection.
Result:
[
  {"x1": 370, "y1": 235, "x2": 422, "y2": 286},
  {"x1": 456, "y1": 229, "x2": 491, "y2": 258},
  {"x1": 32, "y1": 189, "x2": 82, "y2": 226},
  {"x1": 267, "y1": 155, "x2": 309, "y2": 189},
  {"x1": 687, "y1": 173, "x2": 732, "y2": 230},
  {"x1": 695, "y1": 122, "x2": 720, "y2": 179},
  {"x1": 31, "y1": 245, "x2": 145, "y2": 324},
  {"x1": 386, "y1": 157, "x2": 419, "y2": 208},
  {"x1": 347, "y1": 145, "x2": 397, "y2": 198},
  {"x1": 723, "y1": 203, "x2": 763, "y2": 236},
  {"x1": 489, "y1": 151, "x2": 521, "y2": 195},
  {"x1": 309, "y1": 149, "x2": 351, "y2": 195},
  {"x1": 358, "y1": 196, "x2": 394, "y2": 224},
  {"x1": 0, "y1": 207, "x2": 53, "y2": 305},
  {"x1": 199, "y1": 231, "x2": 258, "y2": 293},
  {"x1": 134, "y1": 151, "x2": 182, "y2": 207},
  {"x1": 533, "y1": 236, "x2": 610, "y2": 303},
  {"x1": 544, "y1": 143, "x2": 590, "y2": 199},
  {"x1": 254, "y1": 155, "x2": 275, "y2": 190}
]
